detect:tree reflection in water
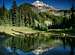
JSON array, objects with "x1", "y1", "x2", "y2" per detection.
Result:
[{"x1": 1, "y1": 32, "x2": 75, "y2": 55}]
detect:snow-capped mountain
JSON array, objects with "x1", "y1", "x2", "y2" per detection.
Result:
[{"x1": 32, "y1": 0, "x2": 56, "y2": 10}]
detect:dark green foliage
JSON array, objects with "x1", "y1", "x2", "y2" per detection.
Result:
[
  {"x1": 0, "y1": 3, "x2": 73, "y2": 30},
  {"x1": 69, "y1": 5, "x2": 75, "y2": 28}
]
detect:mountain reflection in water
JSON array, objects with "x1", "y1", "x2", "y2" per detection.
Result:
[
  {"x1": 0, "y1": 46, "x2": 75, "y2": 55},
  {"x1": 0, "y1": 47, "x2": 35, "y2": 55},
  {"x1": 42, "y1": 47, "x2": 72, "y2": 55}
]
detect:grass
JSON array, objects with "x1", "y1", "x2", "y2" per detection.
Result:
[
  {"x1": 1, "y1": 25, "x2": 74, "y2": 38},
  {"x1": 0, "y1": 26, "x2": 40, "y2": 36},
  {"x1": 48, "y1": 28, "x2": 73, "y2": 34},
  {"x1": 0, "y1": 25, "x2": 74, "y2": 37},
  {"x1": 0, "y1": 25, "x2": 54, "y2": 36}
]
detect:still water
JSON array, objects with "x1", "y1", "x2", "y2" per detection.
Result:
[
  {"x1": 0, "y1": 32, "x2": 75, "y2": 55},
  {"x1": 0, "y1": 46, "x2": 74, "y2": 55}
]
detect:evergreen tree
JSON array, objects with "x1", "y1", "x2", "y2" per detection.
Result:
[
  {"x1": 12, "y1": 0, "x2": 17, "y2": 26},
  {"x1": 70, "y1": 4, "x2": 75, "y2": 28}
]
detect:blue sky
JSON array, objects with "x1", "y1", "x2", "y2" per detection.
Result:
[{"x1": 0, "y1": 0, "x2": 74, "y2": 10}]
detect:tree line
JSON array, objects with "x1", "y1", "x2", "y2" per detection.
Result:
[{"x1": 0, "y1": 3, "x2": 75, "y2": 30}]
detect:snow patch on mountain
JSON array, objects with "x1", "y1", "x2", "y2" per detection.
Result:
[{"x1": 32, "y1": 0, "x2": 56, "y2": 10}]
